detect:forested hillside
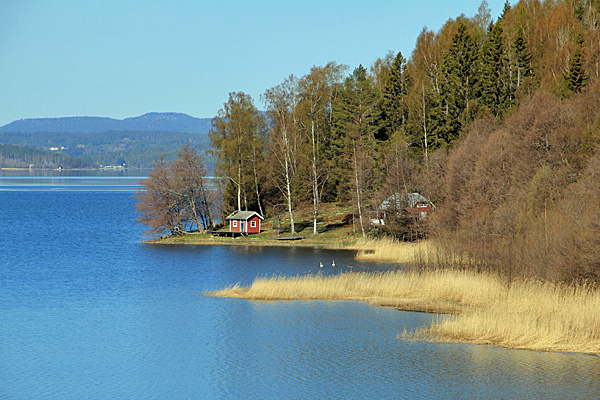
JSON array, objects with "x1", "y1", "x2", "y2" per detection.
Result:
[
  {"x1": 208, "y1": 0, "x2": 600, "y2": 282},
  {"x1": 0, "y1": 130, "x2": 210, "y2": 168},
  {"x1": 0, "y1": 113, "x2": 212, "y2": 168},
  {"x1": 0, "y1": 143, "x2": 95, "y2": 169}
]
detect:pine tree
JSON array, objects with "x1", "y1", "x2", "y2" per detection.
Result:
[{"x1": 564, "y1": 36, "x2": 587, "y2": 93}]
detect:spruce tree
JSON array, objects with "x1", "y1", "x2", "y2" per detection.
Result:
[
  {"x1": 481, "y1": 21, "x2": 513, "y2": 117},
  {"x1": 501, "y1": 0, "x2": 511, "y2": 20},
  {"x1": 429, "y1": 21, "x2": 479, "y2": 147},
  {"x1": 332, "y1": 65, "x2": 379, "y2": 235},
  {"x1": 381, "y1": 51, "x2": 407, "y2": 137},
  {"x1": 573, "y1": 0, "x2": 584, "y2": 21},
  {"x1": 514, "y1": 28, "x2": 533, "y2": 89},
  {"x1": 564, "y1": 36, "x2": 587, "y2": 93},
  {"x1": 447, "y1": 21, "x2": 480, "y2": 121},
  {"x1": 429, "y1": 53, "x2": 460, "y2": 149}
]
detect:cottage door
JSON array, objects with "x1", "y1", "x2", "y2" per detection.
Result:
[{"x1": 241, "y1": 221, "x2": 245, "y2": 232}]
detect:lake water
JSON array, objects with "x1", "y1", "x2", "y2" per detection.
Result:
[{"x1": 1, "y1": 176, "x2": 599, "y2": 399}]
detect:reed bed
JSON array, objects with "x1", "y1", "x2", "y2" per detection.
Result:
[
  {"x1": 208, "y1": 270, "x2": 600, "y2": 355},
  {"x1": 415, "y1": 279, "x2": 600, "y2": 354},
  {"x1": 209, "y1": 269, "x2": 503, "y2": 313},
  {"x1": 346, "y1": 238, "x2": 437, "y2": 264}
]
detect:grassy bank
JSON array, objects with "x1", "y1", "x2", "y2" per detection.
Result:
[
  {"x1": 147, "y1": 203, "x2": 435, "y2": 266},
  {"x1": 149, "y1": 203, "x2": 360, "y2": 247},
  {"x1": 207, "y1": 269, "x2": 600, "y2": 355}
]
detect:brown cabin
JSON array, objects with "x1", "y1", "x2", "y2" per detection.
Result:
[
  {"x1": 371, "y1": 192, "x2": 435, "y2": 226},
  {"x1": 225, "y1": 211, "x2": 264, "y2": 234}
]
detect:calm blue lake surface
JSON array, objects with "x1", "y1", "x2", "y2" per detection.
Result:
[{"x1": 1, "y1": 176, "x2": 599, "y2": 399}]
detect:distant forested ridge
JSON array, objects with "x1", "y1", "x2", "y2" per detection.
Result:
[
  {"x1": 0, "y1": 113, "x2": 212, "y2": 168},
  {"x1": 205, "y1": 0, "x2": 600, "y2": 283},
  {"x1": 0, "y1": 112, "x2": 212, "y2": 133},
  {"x1": 0, "y1": 143, "x2": 95, "y2": 169}
]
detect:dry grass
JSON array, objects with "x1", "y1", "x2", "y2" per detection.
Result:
[
  {"x1": 208, "y1": 269, "x2": 501, "y2": 314},
  {"x1": 208, "y1": 269, "x2": 600, "y2": 355},
  {"x1": 346, "y1": 238, "x2": 437, "y2": 264},
  {"x1": 413, "y1": 279, "x2": 600, "y2": 355}
]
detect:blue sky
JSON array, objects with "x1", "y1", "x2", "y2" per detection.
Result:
[{"x1": 0, "y1": 0, "x2": 510, "y2": 126}]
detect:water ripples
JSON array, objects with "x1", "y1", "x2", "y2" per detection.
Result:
[{"x1": 1, "y1": 189, "x2": 599, "y2": 399}]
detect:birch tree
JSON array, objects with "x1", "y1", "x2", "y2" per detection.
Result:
[
  {"x1": 209, "y1": 92, "x2": 265, "y2": 213},
  {"x1": 263, "y1": 75, "x2": 300, "y2": 235},
  {"x1": 297, "y1": 62, "x2": 345, "y2": 234}
]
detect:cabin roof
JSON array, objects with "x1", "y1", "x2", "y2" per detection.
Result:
[
  {"x1": 225, "y1": 211, "x2": 264, "y2": 221},
  {"x1": 379, "y1": 192, "x2": 433, "y2": 210}
]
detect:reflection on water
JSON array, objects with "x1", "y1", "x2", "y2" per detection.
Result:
[
  {"x1": 209, "y1": 300, "x2": 600, "y2": 399},
  {"x1": 0, "y1": 168, "x2": 151, "y2": 177},
  {"x1": 0, "y1": 179, "x2": 599, "y2": 399},
  {"x1": 0, "y1": 175, "x2": 145, "y2": 191}
]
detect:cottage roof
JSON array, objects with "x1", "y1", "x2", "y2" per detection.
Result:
[
  {"x1": 225, "y1": 211, "x2": 264, "y2": 221},
  {"x1": 379, "y1": 192, "x2": 433, "y2": 210}
]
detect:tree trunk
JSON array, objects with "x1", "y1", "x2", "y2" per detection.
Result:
[
  {"x1": 284, "y1": 152, "x2": 295, "y2": 235},
  {"x1": 422, "y1": 83, "x2": 429, "y2": 169},
  {"x1": 311, "y1": 119, "x2": 319, "y2": 235},
  {"x1": 189, "y1": 196, "x2": 203, "y2": 233},
  {"x1": 353, "y1": 140, "x2": 366, "y2": 238},
  {"x1": 237, "y1": 158, "x2": 242, "y2": 212},
  {"x1": 252, "y1": 158, "x2": 263, "y2": 216}
]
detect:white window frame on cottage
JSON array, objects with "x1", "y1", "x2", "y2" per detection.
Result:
[
  {"x1": 232, "y1": 220, "x2": 238, "y2": 228},
  {"x1": 250, "y1": 220, "x2": 256, "y2": 228}
]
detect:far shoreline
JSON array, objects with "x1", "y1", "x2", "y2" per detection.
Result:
[
  {"x1": 145, "y1": 234, "x2": 350, "y2": 248},
  {"x1": 147, "y1": 233, "x2": 434, "y2": 265}
]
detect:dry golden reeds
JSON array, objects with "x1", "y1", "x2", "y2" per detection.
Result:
[
  {"x1": 415, "y1": 279, "x2": 600, "y2": 354},
  {"x1": 345, "y1": 238, "x2": 437, "y2": 264},
  {"x1": 207, "y1": 269, "x2": 600, "y2": 355}
]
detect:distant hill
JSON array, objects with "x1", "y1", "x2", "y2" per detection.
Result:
[
  {"x1": 0, "y1": 129, "x2": 211, "y2": 168},
  {"x1": 0, "y1": 112, "x2": 214, "y2": 168},
  {"x1": 0, "y1": 143, "x2": 96, "y2": 169},
  {"x1": 0, "y1": 112, "x2": 212, "y2": 134}
]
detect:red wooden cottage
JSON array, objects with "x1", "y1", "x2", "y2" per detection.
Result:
[{"x1": 225, "y1": 211, "x2": 264, "y2": 234}]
